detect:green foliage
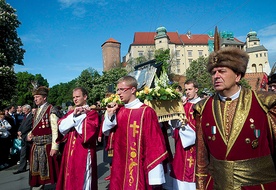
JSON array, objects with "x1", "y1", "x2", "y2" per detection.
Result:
[
  {"x1": 0, "y1": 66, "x2": 17, "y2": 109},
  {"x1": 13, "y1": 72, "x2": 49, "y2": 108},
  {"x1": 239, "y1": 78, "x2": 251, "y2": 89},
  {"x1": 48, "y1": 79, "x2": 77, "y2": 106},
  {"x1": 0, "y1": 0, "x2": 25, "y2": 66},
  {"x1": 186, "y1": 57, "x2": 213, "y2": 94},
  {"x1": 94, "y1": 67, "x2": 127, "y2": 101},
  {"x1": 15, "y1": 72, "x2": 36, "y2": 107},
  {"x1": 53, "y1": 67, "x2": 128, "y2": 106},
  {"x1": 0, "y1": 1, "x2": 25, "y2": 109},
  {"x1": 154, "y1": 49, "x2": 170, "y2": 71},
  {"x1": 186, "y1": 56, "x2": 251, "y2": 95},
  {"x1": 75, "y1": 68, "x2": 101, "y2": 105}
]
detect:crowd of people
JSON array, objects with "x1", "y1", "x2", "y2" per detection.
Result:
[{"x1": 1, "y1": 46, "x2": 276, "y2": 190}]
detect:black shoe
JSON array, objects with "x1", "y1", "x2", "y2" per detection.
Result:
[{"x1": 13, "y1": 170, "x2": 27, "y2": 174}]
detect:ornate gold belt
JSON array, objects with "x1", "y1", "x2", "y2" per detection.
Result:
[{"x1": 209, "y1": 155, "x2": 276, "y2": 190}]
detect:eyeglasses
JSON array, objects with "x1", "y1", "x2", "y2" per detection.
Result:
[{"x1": 116, "y1": 87, "x2": 132, "y2": 93}]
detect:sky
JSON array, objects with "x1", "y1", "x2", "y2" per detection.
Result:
[{"x1": 6, "y1": 0, "x2": 276, "y2": 87}]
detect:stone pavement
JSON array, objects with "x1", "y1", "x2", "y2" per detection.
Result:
[
  {"x1": 0, "y1": 133, "x2": 175, "y2": 190},
  {"x1": 0, "y1": 145, "x2": 110, "y2": 190}
]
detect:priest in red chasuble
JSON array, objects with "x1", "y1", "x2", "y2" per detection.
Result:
[
  {"x1": 170, "y1": 101, "x2": 197, "y2": 190},
  {"x1": 103, "y1": 76, "x2": 168, "y2": 190},
  {"x1": 194, "y1": 47, "x2": 276, "y2": 190},
  {"x1": 56, "y1": 87, "x2": 99, "y2": 190}
]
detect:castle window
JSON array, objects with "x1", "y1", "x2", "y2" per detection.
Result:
[
  {"x1": 258, "y1": 64, "x2": 263, "y2": 72},
  {"x1": 256, "y1": 54, "x2": 258, "y2": 58},
  {"x1": 260, "y1": 53, "x2": 262, "y2": 57},
  {"x1": 138, "y1": 51, "x2": 144, "y2": 56},
  {"x1": 148, "y1": 51, "x2": 154, "y2": 59},
  {"x1": 188, "y1": 50, "x2": 193, "y2": 57},
  {"x1": 176, "y1": 59, "x2": 180, "y2": 65},
  {"x1": 176, "y1": 50, "x2": 180, "y2": 57},
  {"x1": 264, "y1": 53, "x2": 267, "y2": 57},
  {"x1": 252, "y1": 64, "x2": 257, "y2": 72},
  {"x1": 188, "y1": 59, "x2": 193, "y2": 63},
  {"x1": 198, "y1": 50, "x2": 203, "y2": 57}
]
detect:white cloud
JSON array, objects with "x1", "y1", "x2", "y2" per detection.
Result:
[
  {"x1": 58, "y1": 0, "x2": 108, "y2": 17},
  {"x1": 72, "y1": 6, "x2": 87, "y2": 17},
  {"x1": 20, "y1": 34, "x2": 42, "y2": 43},
  {"x1": 258, "y1": 24, "x2": 276, "y2": 66},
  {"x1": 58, "y1": 0, "x2": 108, "y2": 8},
  {"x1": 258, "y1": 24, "x2": 276, "y2": 37}
]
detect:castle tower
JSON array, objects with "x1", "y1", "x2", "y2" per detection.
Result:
[
  {"x1": 101, "y1": 38, "x2": 121, "y2": 71},
  {"x1": 154, "y1": 26, "x2": 170, "y2": 50},
  {"x1": 245, "y1": 30, "x2": 270, "y2": 74}
]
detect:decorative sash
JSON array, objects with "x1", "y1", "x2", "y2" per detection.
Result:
[
  {"x1": 210, "y1": 155, "x2": 276, "y2": 189},
  {"x1": 31, "y1": 134, "x2": 52, "y2": 180}
]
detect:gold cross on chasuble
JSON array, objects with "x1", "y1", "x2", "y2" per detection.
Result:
[
  {"x1": 187, "y1": 156, "x2": 194, "y2": 168},
  {"x1": 130, "y1": 121, "x2": 140, "y2": 137}
]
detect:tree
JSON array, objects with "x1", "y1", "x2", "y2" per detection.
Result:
[
  {"x1": 186, "y1": 56, "x2": 251, "y2": 95},
  {"x1": 154, "y1": 49, "x2": 171, "y2": 72},
  {"x1": 14, "y1": 72, "x2": 49, "y2": 107},
  {"x1": 48, "y1": 79, "x2": 77, "y2": 107},
  {"x1": 75, "y1": 68, "x2": 101, "y2": 105},
  {"x1": 0, "y1": 0, "x2": 25, "y2": 109},
  {"x1": 186, "y1": 56, "x2": 213, "y2": 94},
  {"x1": 90, "y1": 68, "x2": 128, "y2": 104}
]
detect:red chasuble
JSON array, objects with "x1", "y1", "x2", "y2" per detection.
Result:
[
  {"x1": 171, "y1": 102, "x2": 196, "y2": 182},
  {"x1": 110, "y1": 104, "x2": 168, "y2": 190},
  {"x1": 56, "y1": 110, "x2": 99, "y2": 190}
]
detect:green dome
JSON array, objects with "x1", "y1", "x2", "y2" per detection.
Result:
[{"x1": 156, "y1": 26, "x2": 167, "y2": 33}]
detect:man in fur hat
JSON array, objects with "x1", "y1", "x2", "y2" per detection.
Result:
[
  {"x1": 27, "y1": 86, "x2": 60, "y2": 190},
  {"x1": 194, "y1": 47, "x2": 276, "y2": 189},
  {"x1": 268, "y1": 73, "x2": 276, "y2": 92}
]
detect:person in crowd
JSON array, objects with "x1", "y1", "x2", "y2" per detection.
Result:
[
  {"x1": 103, "y1": 75, "x2": 168, "y2": 190},
  {"x1": 27, "y1": 86, "x2": 60, "y2": 190},
  {"x1": 170, "y1": 81, "x2": 200, "y2": 190},
  {"x1": 16, "y1": 105, "x2": 25, "y2": 127},
  {"x1": 183, "y1": 79, "x2": 201, "y2": 104},
  {"x1": 194, "y1": 47, "x2": 276, "y2": 189},
  {"x1": 5, "y1": 105, "x2": 17, "y2": 139},
  {"x1": 0, "y1": 111, "x2": 12, "y2": 170},
  {"x1": 13, "y1": 104, "x2": 33, "y2": 174},
  {"x1": 56, "y1": 87, "x2": 99, "y2": 190},
  {"x1": 268, "y1": 73, "x2": 276, "y2": 92}
]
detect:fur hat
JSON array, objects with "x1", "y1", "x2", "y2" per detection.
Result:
[
  {"x1": 32, "y1": 86, "x2": 49, "y2": 96},
  {"x1": 207, "y1": 47, "x2": 249, "y2": 78},
  {"x1": 268, "y1": 73, "x2": 276, "y2": 85}
]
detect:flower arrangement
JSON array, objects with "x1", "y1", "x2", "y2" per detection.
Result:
[
  {"x1": 101, "y1": 94, "x2": 123, "y2": 107},
  {"x1": 136, "y1": 69, "x2": 181, "y2": 101}
]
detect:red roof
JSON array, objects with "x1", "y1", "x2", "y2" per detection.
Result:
[
  {"x1": 180, "y1": 34, "x2": 211, "y2": 44},
  {"x1": 132, "y1": 32, "x2": 156, "y2": 44},
  {"x1": 101, "y1": 38, "x2": 121, "y2": 47},
  {"x1": 131, "y1": 32, "x2": 212, "y2": 45}
]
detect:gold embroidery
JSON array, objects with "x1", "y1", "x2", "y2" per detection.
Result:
[
  {"x1": 187, "y1": 155, "x2": 195, "y2": 168},
  {"x1": 128, "y1": 143, "x2": 138, "y2": 187},
  {"x1": 130, "y1": 121, "x2": 140, "y2": 137}
]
